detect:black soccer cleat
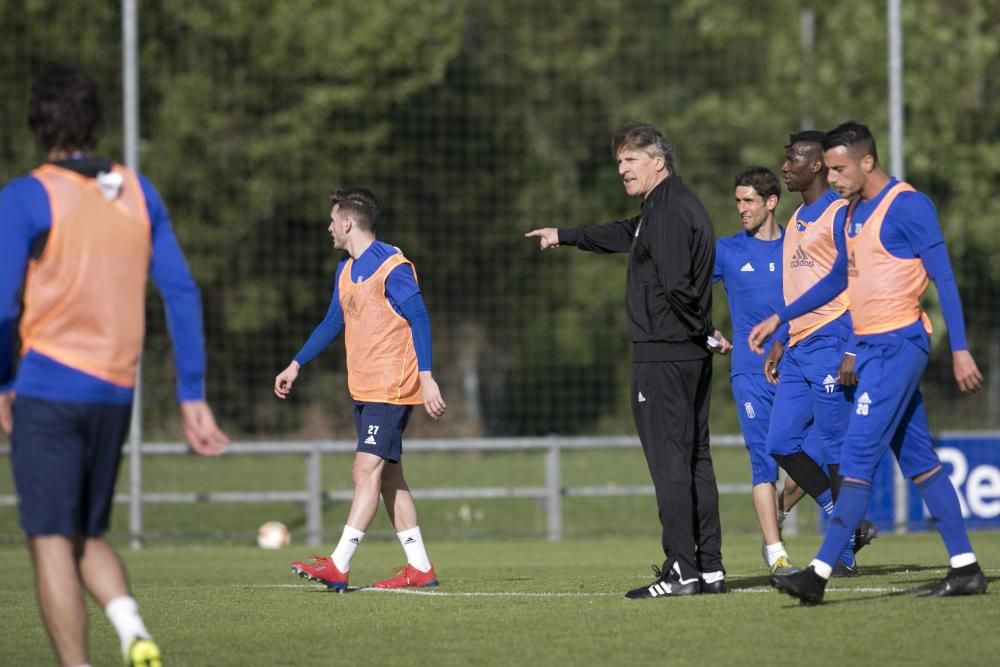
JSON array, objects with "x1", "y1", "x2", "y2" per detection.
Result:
[
  {"x1": 919, "y1": 565, "x2": 988, "y2": 597},
  {"x1": 625, "y1": 565, "x2": 701, "y2": 599},
  {"x1": 853, "y1": 518, "x2": 879, "y2": 554},
  {"x1": 831, "y1": 560, "x2": 858, "y2": 578},
  {"x1": 770, "y1": 565, "x2": 827, "y2": 605}
]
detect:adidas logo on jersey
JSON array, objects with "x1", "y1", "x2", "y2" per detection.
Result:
[
  {"x1": 856, "y1": 392, "x2": 872, "y2": 416},
  {"x1": 789, "y1": 245, "x2": 815, "y2": 268},
  {"x1": 364, "y1": 435, "x2": 377, "y2": 445},
  {"x1": 740, "y1": 262, "x2": 755, "y2": 272}
]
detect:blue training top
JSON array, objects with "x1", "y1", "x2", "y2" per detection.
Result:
[
  {"x1": 0, "y1": 161, "x2": 206, "y2": 403},
  {"x1": 293, "y1": 240, "x2": 433, "y2": 371},
  {"x1": 777, "y1": 178, "x2": 968, "y2": 351},
  {"x1": 713, "y1": 228, "x2": 785, "y2": 377}
]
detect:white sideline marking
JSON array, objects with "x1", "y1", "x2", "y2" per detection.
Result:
[{"x1": 247, "y1": 584, "x2": 912, "y2": 595}]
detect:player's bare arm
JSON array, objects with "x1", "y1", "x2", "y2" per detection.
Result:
[
  {"x1": 953, "y1": 350, "x2": 984, "y2": 394},
  {"x1": 419, "y1": 370, "x2": 447, "y2": 420},
  {"x1": 748, "y1": 313, "x2": 781, "y2": 354},
  {"x1": 274, "y1": 361, "x2": 300, "y2": 399},
  {"x1": 524, "y1": 228, "x2": 560, "y2": 250}
]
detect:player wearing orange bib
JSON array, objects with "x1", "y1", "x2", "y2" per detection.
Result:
[
  {"x1": 275, "y1": 188, "x2": 446, "y2": 591},
  {"x1": 751, "y1": 122, "x2": 986, "y2": 603}
]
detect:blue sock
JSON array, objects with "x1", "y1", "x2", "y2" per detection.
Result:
[
  {"x1": 816, "y1": 480, "x2": 869, "y2": 567},
  {"x1": 916, "y1": 467, "x2": 973, "y2": 557},
  {"x1": 815, "y1": 489, "x2": 835, "y2": 516}
]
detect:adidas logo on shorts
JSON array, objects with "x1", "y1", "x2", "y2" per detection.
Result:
[{"x1": 364, "y1": 435, "x2": 377, "y2": 445}]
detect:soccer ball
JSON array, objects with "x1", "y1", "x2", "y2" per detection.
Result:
[{"x1": 257, "y1": 521, "x2": 291, "y2": 549}]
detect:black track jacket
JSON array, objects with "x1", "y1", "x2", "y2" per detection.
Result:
[{"x1": 559, "y1": 175, "x2": 715, "y2": 361}]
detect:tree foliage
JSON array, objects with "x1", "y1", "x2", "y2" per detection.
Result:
[{"x1": 2, "y1": 0, "x2": 997, "y2": 437}]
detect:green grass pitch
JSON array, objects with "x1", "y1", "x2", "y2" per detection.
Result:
[{"x1": 1, "y1": 532, "x2": 998, "y2": 666}]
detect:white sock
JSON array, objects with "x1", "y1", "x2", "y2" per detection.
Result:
[
  {"x1": 701, "y1": 570, "x2": 724, "y2": 583},
  {"x1": 397, "y1": 526, "x2": 432, "y2": 572},
  {"x1": 951, "y1": 552, "x2": 977, "y2": 569},
  {"x1": 810, "y1": 559, "x2": 833, "y2": 580},
  {"x1": 105, "y1": 596, "x2": 150, "y2": 653},
  {"x1": 765, "y1": 542, "x2": 788, "y2": 567},
  {"x1": 331, "y1": 525, "x2": 365, "y2": 572}
]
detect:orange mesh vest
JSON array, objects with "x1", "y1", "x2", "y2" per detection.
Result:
[
  {"x1": 845, "y1": 182, "x2": 932, "y2": 336},
  {"x1": 20, "y1": 164, "x2": 151, "y2": 387},
  {"x1": 339, "y1": 252, "x2": 422, "y2": 405},
  {"x1": 783, "y1": 197, "x2": 850, "y2": 346}
]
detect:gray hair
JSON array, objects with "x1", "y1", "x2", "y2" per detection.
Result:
[{"x1": 611, "y1": 122, "x2": 677, "y2": 174}]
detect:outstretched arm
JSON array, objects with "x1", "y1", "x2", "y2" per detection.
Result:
[{"x1": 525, "y1": 216, "x2": 641, "y2": 254}]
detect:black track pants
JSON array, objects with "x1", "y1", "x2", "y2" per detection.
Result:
[{"x1": 631, "y1": 357, "x2": 723, "y2": 579}]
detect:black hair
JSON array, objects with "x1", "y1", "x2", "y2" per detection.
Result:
[
  {"x1": 28, "y1": 62, "x2": 103, "y2": 152},
  {"x1": 734, "y1": 166, "x2": 780, "y2": 201},
  {"x1": 823, "y1": 121, "x2": 879, "y2": 163},
  {"x1": 329, "y1": 187, "x2": 380, "y2": 233}
]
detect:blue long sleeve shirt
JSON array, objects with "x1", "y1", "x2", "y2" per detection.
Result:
[
  {"x1": 0, "y1": 159, "x2": 207, "y2": 403},
  {"x1": 293, "y1": 241, "x2": 433, "y2": 371},
  {"x1": 776, "y1": 178, "x2": 968, "y2": 351}
]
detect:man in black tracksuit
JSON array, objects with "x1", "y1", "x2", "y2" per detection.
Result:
[{"x1": 526, "y1": 122, "x2": 727, "y2": 597}]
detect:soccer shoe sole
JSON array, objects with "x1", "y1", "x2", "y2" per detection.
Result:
[
  {"x1": 126, "y1": 638, "x2": 162, "y2": 667},
  {"x1": 769, "y1": 574, "x2": 825, "y2": 606},
  {"x1": 373, "y1": 578, "x2": 439, "y2": 589},
  {"x1": 919, "y1": 571, "x2": 988, "y2": 597},
  {"x1": 290, "y1": 564, "x2": 348, "y2": 592}
]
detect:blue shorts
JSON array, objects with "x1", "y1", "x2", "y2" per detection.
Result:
[
  {"x1": 840, "y1": 335, "x2": 941, "y2": 482},
  {"x1": 731, "y1": 373, "x2": 779, "y2": 485},
  {"x1": 10, "y1": 397, "x2": 132, "y2": 538},
  {"x1": 766, "y1": 333, "x2": 853, "y2": 465},
  {"x1": 353, "y1": 402, "x2": 413, "y2": 463}
]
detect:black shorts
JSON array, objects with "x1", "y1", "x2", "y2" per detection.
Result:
[{"x1": 11, "y1": 397, "x2": 132, "y2": 537}]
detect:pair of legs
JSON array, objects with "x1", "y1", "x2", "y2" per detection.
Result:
[
  {"x1": 767, "y1": 334, "x2": 852, "y2": 521},
  {"x1": 631, "y1": 358, "x2": 723, "y2": 583},
  {"x1": 813, "y1": 336, "x2": 978, "y2": 576},
  {"x1": 732, "y1": 373, "x2": 795, "y2": 565},
  {"x1": 294, "y1": 401, "x2": 436, "y2": 589},
  {"x1": 29, "y1": 535, "x2": 136, "y2": 667},
  {"x1": 11, "y1": 397, "x2": 150, "y2": 666},
  {"x1": 346, "y1": 452, "x2": 417, "y2": 533},
  {"x1": 773, "y1": 335, "x2": 984, "y2": 602}
]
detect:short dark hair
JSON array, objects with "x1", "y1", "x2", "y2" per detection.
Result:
[
  {"x1": 611, "y1": 122, "x2": 677, "y2": 174},
  {"x1": 785, "y1": 130, "x2": 827, "y2": 148},
  {"x1": 329, "y1": 187, "x2": 379, "y2": 233},
  {"x1": 734, "y1": 166, "x2": 780, "y2": 201},
  {"x1": 823, "y1": 121, "x2": 879, "y2": 163},
  {"x1": 28, "y1": 62, "x2": 103, "y2": 152}
]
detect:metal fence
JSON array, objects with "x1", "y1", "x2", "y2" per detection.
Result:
[{"x1": 1, "y1": 435, "x2": 784, "y2": 545}]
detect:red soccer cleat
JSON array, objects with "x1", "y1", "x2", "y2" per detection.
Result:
[
  {"x1": 290, "y1": 555, "x2": 349, "y2": 591},
  {"x1": 374, "y1": 564, "x2": 439, "y2": 589}
]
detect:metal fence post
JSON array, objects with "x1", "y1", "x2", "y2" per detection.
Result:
[
  {"x1": 306, "y1": 445, "x2": 322, "y2": 546},
  {"x1": 545, "y1": 443, "x2": 562, "y2": 541}
]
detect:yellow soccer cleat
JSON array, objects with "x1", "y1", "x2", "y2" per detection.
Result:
[
  {"x1": 126, "y1": 638, "x2": 162, "y2": 667},
  {"x1": 769, "y1": 555, "x2": 800, "y2": 576}
]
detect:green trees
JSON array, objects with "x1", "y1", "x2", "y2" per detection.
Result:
[{"x1": 2, "y1": 0, "x2": 997, "y2": 436}]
